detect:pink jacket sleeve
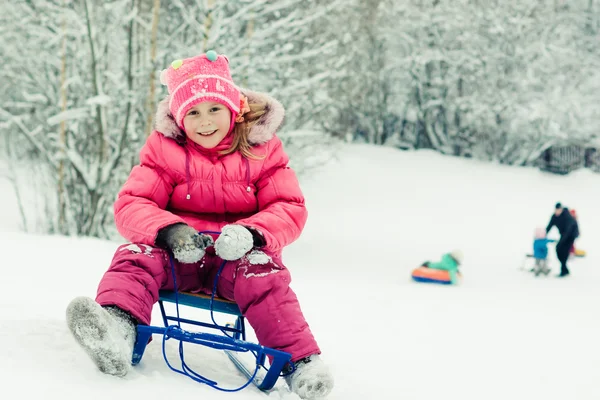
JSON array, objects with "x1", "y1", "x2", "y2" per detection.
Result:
[
  {"x1": 113, "y1": 134, "x2": 185, "y2": 244},
  {"x1": 236, "y1": 137, "x2": 308, "y2": 253}
]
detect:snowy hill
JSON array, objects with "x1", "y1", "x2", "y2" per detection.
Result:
[{"x1": 2, "y1": 144, "x2": 599, "y2": 400}]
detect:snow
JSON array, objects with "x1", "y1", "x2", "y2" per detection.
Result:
[
  {"x1": 85, "y1": 94, "x2": 113, "y2": 106},
  {"x1": 0, "y1": 167, "x2": 22, "y2": 232},
  {"x1": 46, "y1": 108, "x2": 90, "y2": 126},
  {"x1": 2, "y1": 143, "x2": 600, "y2": 399}
]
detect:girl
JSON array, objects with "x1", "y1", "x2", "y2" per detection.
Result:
[{"x1": 66, "y1": 51, "x2": 333, "y2": 399}]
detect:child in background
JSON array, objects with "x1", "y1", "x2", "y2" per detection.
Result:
[
  {"x1": 423, "y1": 250, "x2": 463, "y2": 285},
  {"x1": 569, "y1": 209, "x2": 579, "y2": 256},
  {"x1": 65, "y1": 51, "x2": 333, "y2": 399},
  {"x1": 532, "y1": 227, "x2": 555, "y2": 276}
]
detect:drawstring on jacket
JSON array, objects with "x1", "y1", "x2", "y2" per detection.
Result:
[
  {"x1": 185, "y1": 149, "x2": 191, "y2": 200},
  {"x1": 244, "y1": 157, "x2": 251, "y2": 192}
]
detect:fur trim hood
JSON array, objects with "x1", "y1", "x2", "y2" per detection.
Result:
[{"x1": 154, "y1": 88, "x2": 285, "y2": 146}]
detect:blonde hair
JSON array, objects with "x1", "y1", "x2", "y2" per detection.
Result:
[{"x1": 219, "y1": 100, "x2": 267, "y2": 159}]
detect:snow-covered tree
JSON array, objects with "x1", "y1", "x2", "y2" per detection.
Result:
[
  {"x1": 0, "y1": 0, "x2": 154, "y2": 236},
  {"x1": 383, "y1": 0, "x2": 599, "y2": 163},
  {"x1": 315, "y1": 0, "x2": 398, "y2": 145},
  {"x1": 0, "y1": 0, "x2": 345, "y2": 237},
  {"x1": 1, "y1": 0, "x2": 599, "y2": 237}
]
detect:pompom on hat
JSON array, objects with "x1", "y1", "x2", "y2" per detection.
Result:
[{"x1": 159, "y1": 50, "x2": 241, "y2": 130}]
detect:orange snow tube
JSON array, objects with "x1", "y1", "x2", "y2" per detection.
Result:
[{"x1": 411, "y1": 266, "x2": 453, "y2": 285}]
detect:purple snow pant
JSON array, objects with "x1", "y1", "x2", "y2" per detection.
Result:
[{"x1": 96, "y1": 244, "x2": 320, "y2": 362}]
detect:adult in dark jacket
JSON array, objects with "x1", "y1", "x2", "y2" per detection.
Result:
[{"x1": 546, "y1": 203, "x2": 579, "y2": 277}]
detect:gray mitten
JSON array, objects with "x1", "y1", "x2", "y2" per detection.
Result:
[
  {"x1": 214, "y1": 224, "x2": 254, "y2": 261},
  {"x1": 158, "y1": 224, "x2": 213, "y2": 264}
]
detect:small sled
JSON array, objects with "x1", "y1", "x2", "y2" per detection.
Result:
[
  {"x1": 133, "y1": 290, "x2": 291, "y2": 391},
  {"x1": 573, "y1": 248, "x2": 586, "y2": 257},
  {"x1": 522, "y1": 254, "x2": 552, "y2": 276}
]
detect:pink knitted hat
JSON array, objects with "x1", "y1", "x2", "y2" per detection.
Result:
[{"x1": 160, "y1": 50, "x2": 241, "y2": 129}]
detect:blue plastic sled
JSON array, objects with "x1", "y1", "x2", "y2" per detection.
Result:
[{"x1": 132, "y1": 290, "x2": 292, "y2": 391}]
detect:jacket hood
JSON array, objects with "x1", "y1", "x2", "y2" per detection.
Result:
[{"x1": 154, "y1": 88, "x2": 285, "y2": 146}]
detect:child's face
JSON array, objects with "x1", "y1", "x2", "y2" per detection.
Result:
[{"x1": 183, "y1": 102, "x2": 232, "y2": 148}]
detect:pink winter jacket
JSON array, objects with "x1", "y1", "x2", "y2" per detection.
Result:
[{"x1": 114, "y1": 90, "x2": 307, "y2": 254}]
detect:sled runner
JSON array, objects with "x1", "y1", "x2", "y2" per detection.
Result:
[{"x1": 132, "y1": 289, "x2": 292, "y2": 391}]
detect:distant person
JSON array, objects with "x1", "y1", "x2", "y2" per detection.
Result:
[
  {"x1": 546, "y1": 203, "x2": 579, "y2": 277},
  {"x1": 531, "y1": 227, "x2": 555, "y2": 276},
  {"x1": 422, "y1": 250, "x2": 463, "y2": 284}
]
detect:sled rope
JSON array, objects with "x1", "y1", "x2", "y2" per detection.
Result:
[
  {"x1": 199, "y1": 230, "x2": 295, "y2": 377},
  {"x1": 162, "y1": 240, "x2": 259, "y2": 392},
  {"x1": 205, "y1": 247, "x2": 296, "y2": 377}
]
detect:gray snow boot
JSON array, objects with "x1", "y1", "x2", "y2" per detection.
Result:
[
  {"x1": 284, "y1": 355, "x2": 334, "y2": 399},
  {"x1": 66, "y1": 296, "x2": 137, "y2": 377}
]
